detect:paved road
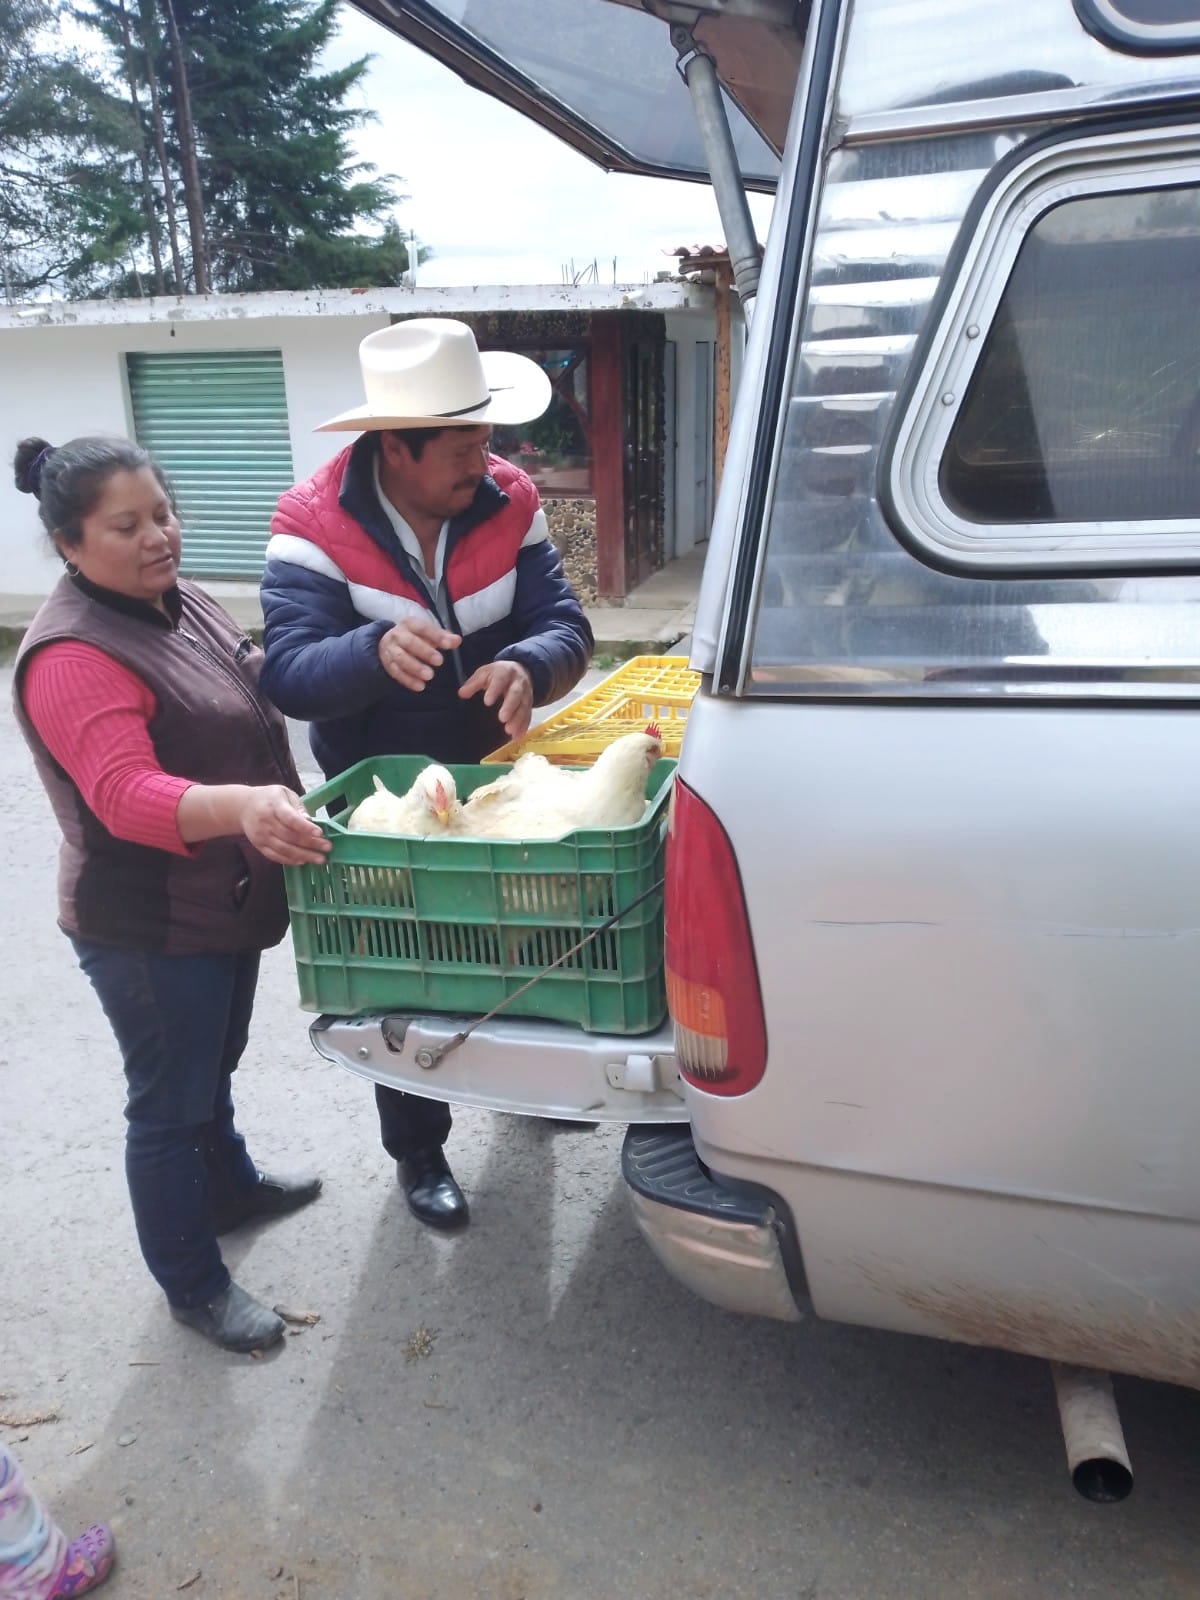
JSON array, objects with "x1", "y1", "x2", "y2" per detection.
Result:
[{"x1": 3, "y1": 666, "x2": 1199, "y2": 1600}]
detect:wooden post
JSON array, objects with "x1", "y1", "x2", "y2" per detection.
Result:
[
  {"x1": 590, "y1": 313, "x2": 626, "y2": 598},
  {"x1": 713, "y1": 262, "x2": 733, "y2": 499}
]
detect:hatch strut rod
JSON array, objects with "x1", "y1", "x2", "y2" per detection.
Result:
[{"x1": 671, "y1": 21, "x2": 762, "y2": 307}]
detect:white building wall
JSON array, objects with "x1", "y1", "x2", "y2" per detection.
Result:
[
  {"x1": 0, "y1": 282, "x2": 723, "y2": 613},
  {"x1": 664, "y1": 314, "x2": 703, "y2": 562},
  {"x1": 0, "y1": 312, "x2": 389, "y2": 612},
  {"x1": 3, "y1": 326, "x2": 129, "y2": 605},
  {"x1": 664, "y1": 307, "x2": 744, "y2": 561}
]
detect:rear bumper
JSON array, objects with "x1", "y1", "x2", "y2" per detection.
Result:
[
  {"x1": 309, "y1": 1012, "x2": 687, "y2": 1122},
  {"x1": 621, "y1": 1127, "x2": 805, "y2": 1322}
]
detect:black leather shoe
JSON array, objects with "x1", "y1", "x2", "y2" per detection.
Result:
[
  {"x1": 399, "y1": 1148, "x2": 469, "y2": 1231},
  {"x1": 212, "y1": 1169, "x2": 323, "y2": 1235},
  {"x1": 170, "y1": 1282, "x2": 284, "y2": 1354}
]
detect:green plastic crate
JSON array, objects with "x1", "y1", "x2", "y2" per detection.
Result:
[{"x1": 284, "y1": 755, "x2": 675, "y2": 1034}]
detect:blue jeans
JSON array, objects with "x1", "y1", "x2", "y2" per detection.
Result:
[{"x1": 70, "y1": 938, "x2": 262, "y2": 1308}]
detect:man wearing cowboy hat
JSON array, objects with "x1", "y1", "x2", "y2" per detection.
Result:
[{"x1": 259, "y1": 318, "x2": 593, "y2": 1231}]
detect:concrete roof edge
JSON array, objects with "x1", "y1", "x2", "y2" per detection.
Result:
[{"x1": 0, "y1": 280, "x2": 716, "y2": 331}]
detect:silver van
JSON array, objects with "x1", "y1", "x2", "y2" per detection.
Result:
[{"x1": 321, "y1": 0, "x2": 1200, "y2": 1471}]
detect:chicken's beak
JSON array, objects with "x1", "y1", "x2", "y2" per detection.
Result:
[
  {"x1": 434, "y1": 781, "x2": 451, "y2": 825},
  {"x1": 436, "y1": 806, "x2": 451, "y2": 824}
]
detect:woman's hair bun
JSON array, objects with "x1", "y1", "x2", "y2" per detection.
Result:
[{"x1": 14, "y1": 437, "x2": 54, "y2": 498}]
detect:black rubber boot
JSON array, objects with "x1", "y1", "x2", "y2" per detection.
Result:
[
  {"x1": 170, "y1": 1283, "x2": 285, "y2": 1354},
  {"x1": 212, "y1": 1169, "x2": 323, "y2": 1235}
]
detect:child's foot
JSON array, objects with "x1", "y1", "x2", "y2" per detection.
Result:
[{"x1": 50, "y1": 1523, "x2": 115, "y2": 1596}]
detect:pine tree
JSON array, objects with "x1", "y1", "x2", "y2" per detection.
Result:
[
  {"x1": 70, "y1": 0, "x2": 410, "y2": 296},
  {"x1": 71, "y1": 0, "x2": 209, "y2": 291},
  {"x1": 173, "y1": 0, "x2": 405, "y2": 291},
  {"x1": 0, "y1": 0, "x2": 138, "y2": 297}
]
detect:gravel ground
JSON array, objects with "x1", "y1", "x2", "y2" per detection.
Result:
[{"x1": 4, "y1": 664, "x2": 1200, "y2": 1600}]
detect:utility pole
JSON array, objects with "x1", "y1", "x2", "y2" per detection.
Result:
[
  {"x1": 115, "y1": 0, "x2": 166, "y2": 295},
  {"x1": 141, "y1": 0, "x2": 186, "y2": 294},
  {"x1": 160, "y1": 0, "x2": 210, "y2": 293}
]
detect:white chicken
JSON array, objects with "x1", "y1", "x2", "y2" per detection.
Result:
[
  {"x1": 346, "y1": 764, "x2": 462, "y2": 836},
  {"x1": 458, "y1": 726, "x2": 664, "y2": 840}
]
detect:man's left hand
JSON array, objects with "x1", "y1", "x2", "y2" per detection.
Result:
[{"x1": 458, "y1": 661, "x2": 534, "y2": 740}]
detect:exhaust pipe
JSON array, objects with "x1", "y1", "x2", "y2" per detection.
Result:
[{"x1": 1050, "y1": 1363, "x2": 1133, "y2": 1503}]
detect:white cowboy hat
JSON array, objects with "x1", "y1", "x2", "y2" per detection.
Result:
[{"x1": 316, "y1": 317, "x2": 552, "y2": 432}]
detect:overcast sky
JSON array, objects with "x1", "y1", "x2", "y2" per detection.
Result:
[{"x1": 323, "y1": 2, "x2": 776, "y2": 289}]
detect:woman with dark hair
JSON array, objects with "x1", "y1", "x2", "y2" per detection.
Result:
[{"x1": 12, "y1": 434, "x2": 330, "y2": 1355}]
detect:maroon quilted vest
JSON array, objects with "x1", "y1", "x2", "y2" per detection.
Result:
[{"x1": 13, "y1": 574, "x2": 298, "y2": 954}]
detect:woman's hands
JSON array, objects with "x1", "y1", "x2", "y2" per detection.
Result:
[
  {"x1": 238, "y1": 785, "x2": 330, "y2": 865},
  {"x1": 176, "y1": 783, "x2": 330, "y2": 865}
]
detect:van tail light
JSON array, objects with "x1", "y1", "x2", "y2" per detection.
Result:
[{"x1": 665, "y1": 778, "x2": 766, "y2": 1096}]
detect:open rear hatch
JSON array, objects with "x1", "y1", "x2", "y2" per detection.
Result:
[{"x1": 346, "y1": 0, "x2": 802, "y2": 186}]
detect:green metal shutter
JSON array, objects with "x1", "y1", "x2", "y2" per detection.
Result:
[{"x1": 126, "y1": 349, "x2": 294, "y2": 579}]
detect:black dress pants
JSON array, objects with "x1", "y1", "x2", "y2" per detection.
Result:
[{"x1": 376, "y1": 1084, "x2": 452, "y2": 1162}]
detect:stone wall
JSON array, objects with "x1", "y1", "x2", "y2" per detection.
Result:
[{"x1": 544, "y1": 498, "x2": 598, "y2": 604}]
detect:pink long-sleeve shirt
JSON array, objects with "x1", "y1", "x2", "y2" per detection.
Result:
[{"x1": 21, "y1": 641, "x2": 196, "y2": 856}]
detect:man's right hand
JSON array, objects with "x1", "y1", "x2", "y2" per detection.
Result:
[{"x1": 378, "y1": 615, "x2": 462, "y2": 693}]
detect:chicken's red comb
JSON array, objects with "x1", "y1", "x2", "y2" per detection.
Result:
[{"x1": 645, "y1": 721, "x2": 662, "y2": 741}]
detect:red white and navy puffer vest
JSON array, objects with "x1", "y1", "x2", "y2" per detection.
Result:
[
  {"x1": 267, "y1": 443, "x2": 544, "y2": 640},
  {"x1": 259, "y1": 434, "x2": 592, "y2": 774}
]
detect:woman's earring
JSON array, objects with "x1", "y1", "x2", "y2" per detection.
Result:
[{"x1": 63, "y1": 559, "x2": 80, "y2": 577}]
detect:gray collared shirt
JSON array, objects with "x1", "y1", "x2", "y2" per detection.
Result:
[{"x1": 372, "y1": 456, "x2": 453, "y2": 629}]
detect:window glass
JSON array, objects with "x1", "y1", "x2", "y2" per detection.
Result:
[
  {"x1": 491, "y1": 348, "x2": 592, "y2": 495},
  {"x1": 360, "y1": 0, "x2": 779, "y2": 185},
  {"x1": 1078, "y1": 0, "x2": 1200, "y2": 50},
  {"x1": 942, "y1": 185, "x2": 1200, "y2": 527},
  {"x1": 1100, "y1": 0, "x2": 1200, "y2": 21}
]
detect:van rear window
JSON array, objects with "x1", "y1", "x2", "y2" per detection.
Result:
[
  {"x1": 744, "y1": 121, "x2": 1200, "y2": 698},
  {"x1": 942, "y1": 186, "x2": 1200, "y2": 530},
  {"x1": 1077, "y1": 0, "x2": 1200, "y2": 53}
]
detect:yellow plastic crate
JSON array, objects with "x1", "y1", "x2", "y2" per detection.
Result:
[
  {"x1": 484, "y1": 654, "x2": 700, "y2": 766},
  {"x1": 586, "y1": 656, "x2": 700, "y2": 711}
]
